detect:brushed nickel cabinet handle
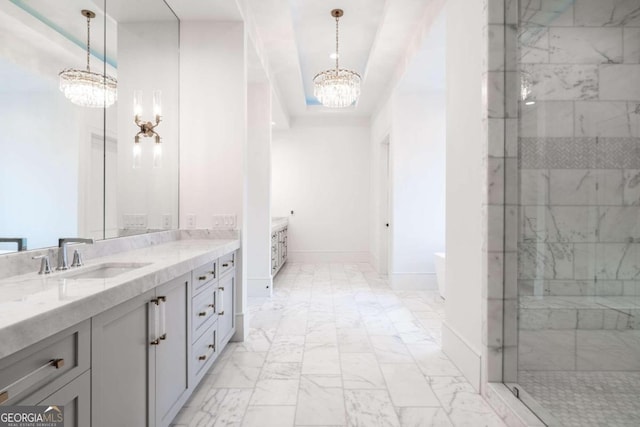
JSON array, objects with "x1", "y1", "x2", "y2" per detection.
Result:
[
  {"x1": 52, "y1": 358, "x2": 64, "y2": 369},
  {"x1": 222, "y1": 263, "x2": 229, "y2": 267},
  {"x1": 198, "y1": 311, "x2": 207, "y2": 317},
  {"x1": 199, "y1": 275, "x2": 207, "y2": 281},
  {"x1": 218, "y1": 311, "x2": 225, "y2": 316},
  {"x1": 198, "y1": 344, "x2": 216, "y2": 361}
]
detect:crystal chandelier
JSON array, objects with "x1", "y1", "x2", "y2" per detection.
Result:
[
  {"x1": 59, "y1": 10, "x2": 117, "y2": 108},
  {"x1": 313, "y1": 9, "x2": 361, "y2": 108}
]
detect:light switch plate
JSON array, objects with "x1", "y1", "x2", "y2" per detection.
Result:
[
  {"x1": 162, "y1": 214, "x2": 172, "y2": 229},
  {"x1": 212, "y1": 214, "x2": 237, "y2": 229},
  {"x1": 186, "y1": 214, "x2": 197, "y2": 229}
]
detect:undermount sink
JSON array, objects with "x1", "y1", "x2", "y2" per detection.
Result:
[{"x1": 61, "y1": 262, "x2": 151, "y2": 280}]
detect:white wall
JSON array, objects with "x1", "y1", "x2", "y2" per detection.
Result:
[
  {"x1": 117, "y1": 21, "x2": 180, "y2": 233},
  {"x1": 389, "y1": 90, "x2": 445, "y2": 289},
  {"x1": 272, "y1": 118, "x2": 371, "y2": 263},
  {"x1": 245, "y1": 82, "x2": 272, "y2": 297},
  {"x1": 180, "y1": 22, "x2": 246, "y2": 229},
  {"x1": 442, "y1": 0, "x2": 484, "y2": 390},
  {"x1": 180, "y1": 21, "x2": 247, "y2": 339}
]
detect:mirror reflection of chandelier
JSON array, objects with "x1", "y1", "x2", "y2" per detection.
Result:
[
  {"x1": 313, "y1": 9, "x2": 361, "y2": 108},
  {"x1": 58, "y1": 10, "x2": 117, "y2": 108}
]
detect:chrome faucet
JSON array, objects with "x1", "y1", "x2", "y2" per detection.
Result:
[
  {"x1": 0, "y1": 237, "x2": 27, "y2": 252},
  {"x1": 57, "y1": 238, "x2": 94, "y2": 270}
]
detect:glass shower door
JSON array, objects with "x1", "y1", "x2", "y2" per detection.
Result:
[{"x1": 506, "y1": 1, "x2": 640, "y2": 425}]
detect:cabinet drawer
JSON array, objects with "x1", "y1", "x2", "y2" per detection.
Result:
[
  {"x1": 192, "y1": 324, "x2": 217, "y2": 382},
  {"x1": 192, "y1": 284, "x2": 216, "y2": 342},
  {"x1": 192, "y1": 260, "x2": 217, "y2": 294},
  {"x1": 218, "y1": 251, "x2": 235, "y2": 277},
  {"x1": 0, "y1": 320, "x2": 89, "y2": 406}
]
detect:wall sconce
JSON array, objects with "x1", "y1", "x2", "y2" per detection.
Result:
[{"x1": 133, "y1": 90, "x2": 162, "y2": 168}]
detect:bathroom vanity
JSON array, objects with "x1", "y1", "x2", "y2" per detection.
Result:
[
  {"x1": 271, "y1": 217, "x2": 288, "y2": 277},
  {"x1": 0, "y1": 236, "x2": 239, "y2": 427}
]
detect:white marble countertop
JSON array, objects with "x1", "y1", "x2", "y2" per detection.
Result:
[
  {"x1": 272, "y1": 217, "x2": 288, "y2": 231},
  {"x1": 0, "y1": 238, "x2": 239, "y2": 359}
]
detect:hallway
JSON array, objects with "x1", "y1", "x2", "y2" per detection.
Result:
[{"x1": 172, "y1": 263, "x2": 506, "y2": 426}]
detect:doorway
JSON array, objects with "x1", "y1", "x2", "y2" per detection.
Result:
[{"x1": 379, "y1": 136, "x2": 390, "y2": 276}]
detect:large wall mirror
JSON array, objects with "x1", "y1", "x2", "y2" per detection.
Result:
[{"x1": 0, "y1": 0, "x2": 179, "y2": 254}]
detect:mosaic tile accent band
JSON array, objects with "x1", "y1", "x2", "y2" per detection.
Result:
[{"x1": 520, "y1": 137, "x2": 640, "y2": 169}]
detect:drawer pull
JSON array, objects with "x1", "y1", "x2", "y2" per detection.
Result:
[
  {"x1": 0, "y1": 358, "x2": 66, "y2": 404},
  {"x1": 198, "y1": 303, "x2": 216, "y2": 317},
  {"x1": 218, "y1": 311, "x2": 225, "y2": 316},
  {"x1": 222, "y1": 263, "x2": 229, "y2": 267},
  {"x1": 198, "y1": 344, "x2": 215, "y2": 361},
  {"x1": 198, "y1": 275, "x2": 207, "y2": 281}
]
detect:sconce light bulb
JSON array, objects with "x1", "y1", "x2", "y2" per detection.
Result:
[
  {"x1": 133, "y1": 90, "x2": 143, "y2": 116},
  {"x1": 153, "y1": 143, "x2": 163, "y2": 169},
  {"x1": 133, "y1": 143, "x2": 142, "y2": 169},
  {"x1": 153, "y1": 90, "x2": 162, "y2": 117}
]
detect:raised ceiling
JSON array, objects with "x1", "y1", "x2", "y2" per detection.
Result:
[
  {"x1": 169, "y1": 0, "x2": 439, "y2": 119},
  {"x1": 245, "y1": 0, "x2": 437, "y2": 118},
  {"x1": 3, "y1": 0, "x2": 441, "y2": 120}
]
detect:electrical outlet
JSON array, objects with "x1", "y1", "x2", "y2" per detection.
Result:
[
  {"x1": 212, "y1": 214, "x2": 236, "y2": 229},
  {"x1": 162, "y1": 214, "x2": 172, "y2": 229},
  {"x1": 186, "y1": 214, "x2": 196, "y2": 229}
]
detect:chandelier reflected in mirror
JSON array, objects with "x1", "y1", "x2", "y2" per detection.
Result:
[
  {"x1": 313, "y1": 9, "x2": 361, "y2": 108},
  {"x1": 59, "y1": 10, "x2": 117, "y2": 108}
]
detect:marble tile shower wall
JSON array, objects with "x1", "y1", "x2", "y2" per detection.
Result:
[
  {"x1": 513, "y1": 0, "x2": 640, "y2": 373},
  {"x1": 518, "y1": 0, "x2": 640, "y2": 298}
]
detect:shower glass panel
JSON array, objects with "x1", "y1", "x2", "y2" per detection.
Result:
[{"x1": 507, "y1": 1, "x2": 640, "y2": 425}]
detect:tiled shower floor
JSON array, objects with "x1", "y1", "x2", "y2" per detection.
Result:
[{"x1": 519, "y1": 371, "x2": 640, "y2": 427}]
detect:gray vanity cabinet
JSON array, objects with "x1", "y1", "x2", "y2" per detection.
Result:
[
  {"x1": 91, "y1": 273, "x2": 190, "y2": 427},
  {"x1": 154, "y1": 275, "x2": 190, "y2": 427},
  {"x1": 35, "y1": 370, "x2": 91, "y2": 427},
  {"x1": 217, "y1": 268, "x2": 235, "y2": 347},
  {"x1": 91, "y1": 290, "x2": 155, "y2": 427}
]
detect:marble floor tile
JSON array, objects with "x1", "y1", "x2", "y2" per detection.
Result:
[
  {"x1": 397, "y1": 407, "x2": 453, "y2": 427},
  {"x1": 210, "y1": 353, "x2": 266, "y2": 388},
  {"x1": 171, "y1": 263, "x2": 505, "y2": 427},
  {"x1": 249, "y1": 379, "x2": 299, "y2": 405},
  {"x1": 344, "y1": 389, "x2": 400, "y2": 427},
  {"x1": 242, "y1": 405, "x2": 296, "y2": 427},
  {"x1": 407, "y1": 344, "x2": 462, "y2": 377},
  {"x1": 267, "y1": 335, "x2": 305, "y2": 363},
  {"x1": 341, "y1": 353, "x2": 386, "y2": 389},
  {"x1": 429, "y1": 377, "x2": 505, "y2": 426},
  {"x1": 259, "y1": 362, "x2": 302, "y2": 380},
  {"x1": 337, "y1": 327, "x2": 373, "y2": 353},
  {"x1": 370, "y1": 335, "x2": 414, "y2": 363},
  {"x1": 380, "y1": 363, "x2": 440, "y2": 407},
  {"x1": 295, "y1": 375, "x2": 346, "y2": 426},
  {"x1": 302, "y1": 342, "x2": 341, "y2": 375}
]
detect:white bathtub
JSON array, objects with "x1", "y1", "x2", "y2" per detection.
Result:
[{"x1": 434, "y1": 252, "x2": 446, "y2": 299}]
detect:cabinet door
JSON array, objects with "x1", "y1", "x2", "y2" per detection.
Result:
[
  {"x1": 155, "y1": 274, "x2": 190, "y2": 427},
  {"x1": 92, "y1": 290, "x2": 155, "y2": 427},
  {"x1": 37, "y1": 370, "x2": 90, "y2": 427},
  {"x1": 217, "y1": 271, "x2": 235, "y2": 347}
]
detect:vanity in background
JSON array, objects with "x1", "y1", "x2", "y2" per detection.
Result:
[{"x1": 271, "y1": 217, "x2": 288, "y2": 277}]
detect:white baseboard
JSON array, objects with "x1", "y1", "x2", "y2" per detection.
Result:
[
  {"x1": 369, "y1": 252, "x2": 380, "y2": 274},
  {"x1": 247, "y1": 277, "x2": 272, "y2": 297},
  {"x1": 442, "y1": 321, "x2": 481, "y2": 391},
  {"x1": 231, "y1": 312, "x2": 247, "y2": 342},
  {"x1": 288, "y1": 250, "x2": 370, "y2": 263},
  {"x1": 390, "y1": 273, "x2": 437, "y2": 290}
]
